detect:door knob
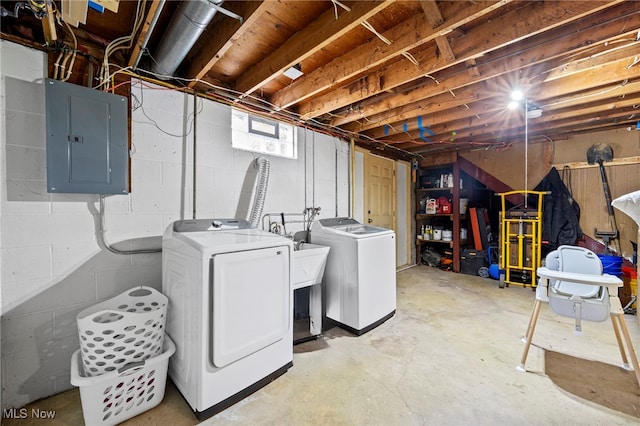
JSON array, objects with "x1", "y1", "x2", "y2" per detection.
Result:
[{"x1": 368, "y1": 218, "x2": 373, "y2": 223}]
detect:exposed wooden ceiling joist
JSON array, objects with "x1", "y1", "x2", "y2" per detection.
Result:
[
  {"x1": 273, "y1": 0, "x2": 511, "y2": 111},
  {"x1": 186, "y1": 1, "x2": 271, "y2": 88},
  {"x1": 299, "y1": 0, "x2": 625, "y2": 120},
  {"x1": 234, "y1": 0, "x2": 396, "y2": 97},
  {"x1": 366, "y1": 41, "x2": 640, "y2": 141},
  {"x1": 336, "y1": 1, "x2": 640, "y2": 132}
]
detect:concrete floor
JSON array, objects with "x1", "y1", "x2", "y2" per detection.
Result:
[{"x1": 4, "y1": 265, "x2": 640, "y2": 425}]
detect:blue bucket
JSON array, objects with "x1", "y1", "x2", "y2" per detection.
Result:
[
  {"x1": 597, "y1": 254, "x2": 623, "y2": 276},
  {"x1": 488, "y1": 263, "x2": 501, "y2": 280},
  {"x1": 487, "y1": 247, "x2": 501, "y2": 279}
]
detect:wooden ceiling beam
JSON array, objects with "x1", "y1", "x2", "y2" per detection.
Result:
[
  {"x1": 370, "y1": 44, "x2": 640, "y2": 140},
  {"x1": 344, "y1": 52, "x2": 607, "y2": 136},
  {"x1": 234, "y1": 0, "x2": 396, "y2": 97},
  {"x1": 388, "y1": 59, "x2": 640, "y2": 144},
  {"x1": 401, "y1": 88, "x2": 640, "y2": 149},
  {"x1": 444, "y1": 90, "x2": 640, "y2": 145},
  {"x1": 370, "y1": 76, "x2": 640, "y2": 142},
  {"x1": 368, "y1": 41, "x2": 638, "y2": 138},
  {"x1": 400, "y1": 89, "x2": 640, "y2": 146},
  {"x1": 531, "y1": 56, "x2": 640, "y2": 106},
  {"x1": 537, "y1": 91, "x2": 640, "y2": 124},
  {"x1": 435, "y1": 36, "x2": 456, "y2": 63},
  {"x1": 420, "y1": 0, "x2": 444, "y2": 27},
  {"x1": 423, "y1": 1, "x2": 456, "y2": 65},
  {"x1": 344, "y1": 84, "x2": 489, "y2": 134},
  {"x1": 443, "y1": 107, "x2": 639, "y2": 147},
  {"x1": 127, "y1": 0, "x2": 164, "y2": 68},
  {"x1": 186, "y1": 1, "x2": 267, "y2": 89},
  {"x1": 541, "y1": 43, "x2": 640, "y2": 83},
  {"x1": 331, "y1": 1, "x2": 640, "y2": 128},
  {"x1": 465, "y1": 58, "x2": 480, "y2": 78},
  {"x1": 300, "y1": 0, "x2": 625, "y2": 119},
  {"x1": 271, "y1": 0, "x2": 510, "y2": 110},
  {"x1": 537, "y1": 78, "x2": 640, "y2": 113},
  {"x1": 401, "y1": 116, "x2": 635, "y2": 155}
]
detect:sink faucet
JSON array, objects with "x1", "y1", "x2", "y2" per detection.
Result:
[{"x1": 303, "y1": 207, "x2": 321, "y2": 234}]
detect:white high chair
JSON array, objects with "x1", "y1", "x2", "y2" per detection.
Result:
[{"x1": 518, "y1": 245, "x2": 640, "y2": 387}]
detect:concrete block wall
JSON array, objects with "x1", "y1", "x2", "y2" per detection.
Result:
[{"x1": 0, "y1": 40, "x2": 348, "y2": 410}]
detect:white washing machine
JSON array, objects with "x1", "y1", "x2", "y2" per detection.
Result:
[
  {"x1": 310, "y1": 217, "x2": 396, "y2": 335},
  {"x1": 162, "y1": 219, "x2": 293, "y2": 420}
]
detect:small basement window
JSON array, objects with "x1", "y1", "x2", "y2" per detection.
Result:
[{"x1": 231, "y1": 108, "x2": 297, "y2": 159}]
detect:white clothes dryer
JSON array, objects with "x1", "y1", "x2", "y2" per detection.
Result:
[
  {"x1": 310, "y1": 217, "x2": 396, "y2": 335},
  {"x1": 162, "y1": 219, "x2": 293, "y2": 420}
]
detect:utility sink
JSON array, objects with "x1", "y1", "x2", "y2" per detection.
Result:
[{"x1": 292, "y1": 243, "x2": 330, "y2": 290}]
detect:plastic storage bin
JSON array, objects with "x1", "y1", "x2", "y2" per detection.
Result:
[
  {"x1": 71, "y1": 334, "x2": 175, "y2": 425},
  {"x1": 76, "y1": 286, "x2": 168, "y2": 377},
  {"x1": 597, "y1": 254, "x2": 623, "y2": 276},
  {"x1": 461, "y1": 249, "x2": 486, "y2": 276}
]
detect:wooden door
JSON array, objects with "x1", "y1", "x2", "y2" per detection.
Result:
[{"x1": 364, "y1": 153, "x2": 395, "y2": 231}]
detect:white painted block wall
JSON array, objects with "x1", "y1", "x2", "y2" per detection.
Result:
[{"x1": 0, "y1": 40, "x2": 348, "y2": 409}]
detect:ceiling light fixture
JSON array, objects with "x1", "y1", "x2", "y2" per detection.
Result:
[
  {"x1": 528, "y1": 108, "x2": 543, "y2": 118},
  {"x1": 283, "y1": 64, "x2": 304, "y2": 80}
]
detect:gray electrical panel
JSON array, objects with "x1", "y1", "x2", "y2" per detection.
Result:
[{"x1": 45, "y1": 78, "x2": 129, "y2": 194}]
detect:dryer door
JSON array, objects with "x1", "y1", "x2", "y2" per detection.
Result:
[{"x1": 210, "y1": 246, "x2": 290, "y2": 368}]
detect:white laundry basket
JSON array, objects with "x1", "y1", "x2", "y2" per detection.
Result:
[
  {"x1": 76, "y1": 286, "x2": 168, "y2": 377},
  {"x1": 71, "y1": 334, "x2": 175, "y2": 425}
]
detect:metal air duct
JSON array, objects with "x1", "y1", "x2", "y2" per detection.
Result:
[{"x1": 151, "y1": 0, "x2": 223, "y2": 78}]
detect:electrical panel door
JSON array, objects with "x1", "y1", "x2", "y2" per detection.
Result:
[{"x1": 45, "y1": 78, "x2": 129, "y2": 194}]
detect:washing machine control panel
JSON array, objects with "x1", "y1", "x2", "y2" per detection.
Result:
[
  {"x1": 173, "y1": 219, "x2": 254, "y2": 233},
  {"x1": 318, "y1": 217, "x2": 360, "y2": 227},
  {"x1": 313, "y1": 217, "x2": 393, "y2": 237}
]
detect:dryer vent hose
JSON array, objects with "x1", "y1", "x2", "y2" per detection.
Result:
[{"x1": 248, "y1": 157, "x2": 270, "y2": 228}]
